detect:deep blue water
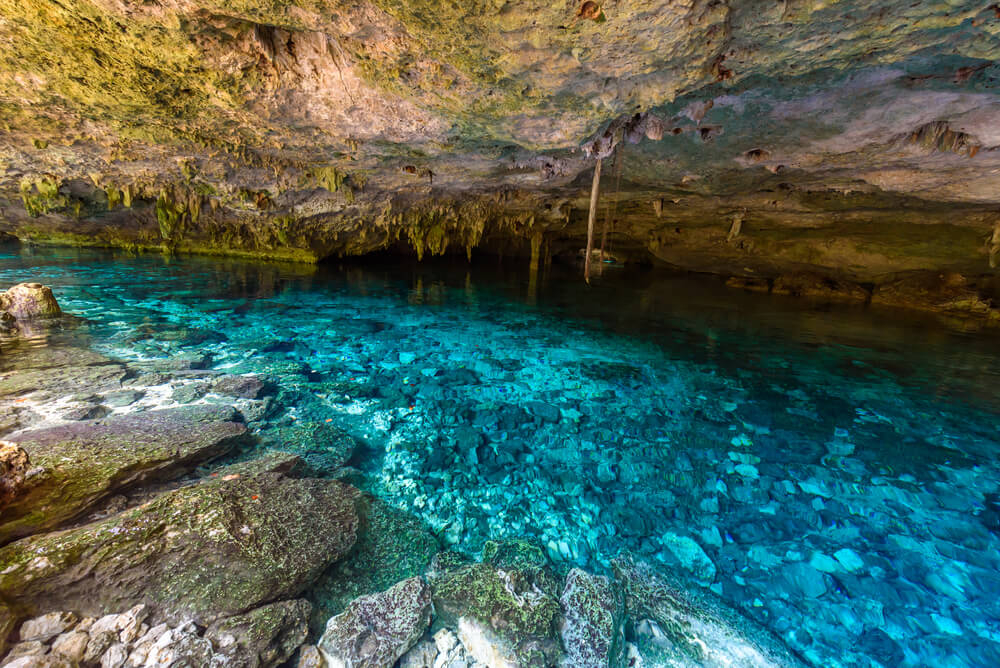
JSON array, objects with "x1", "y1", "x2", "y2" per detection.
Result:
[{"x1": 3, "y1": 246, "x2": 1000, "y2": 668}]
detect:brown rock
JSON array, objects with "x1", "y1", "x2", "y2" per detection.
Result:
[
  {"x1": 0, "y1": 441, "x2": 30, "y2": 510},
  {"x1": 0, "y1": 284, "x2": 60, "y2": 320}
]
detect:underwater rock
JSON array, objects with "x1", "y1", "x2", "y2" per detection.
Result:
[
  {"x1": 0, "y1": 283, "x2": 61, "y2": 321},
  {"x1": 309, "y1": 496, "x2": 440, "y2": 629},
  {"x1": 0, "y1": 440, "x2": 31, "y2": 510},
  {"x1": 0, "y1": 405, "x2": 248, "y2": 544},
  {"x1": 0, "y1": 467, "x2": 360, "y2": 626},
  {"x1": 613, "y1": 555, "x2": 807, "y2": 668},
  {"x1": 261, "y1": 421, "x2": 358, "y2": 476},
  {"x1": 212, "y1": 374, "x2": 268, "y2": 399},
  {"x1": 318, "y1": 577, "x2": 432, "y2": 668},
  {"x1": 431, "y1": 551, "x2": 563, "y2": 667},
  {"x1": 559, "y1": 568, "x2": 626, "y2": 668},
  {"x1": 206, "y1": 599, "x2": 312, "y2": 668}
]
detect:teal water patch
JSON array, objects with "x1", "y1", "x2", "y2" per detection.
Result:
[{"x1": 3, "y1": 246, "x2": 1000, "y2": 667}]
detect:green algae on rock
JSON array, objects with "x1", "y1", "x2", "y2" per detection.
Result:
[
  {"x1": 431, "y1": 557, "x2": 563, "y2": 667},
  {"x1": 0, "y1": 405, "x2": 248, "y2": 544},
  {"x1": 308, "y1": 495, "x2": 440, "y2": 633},
  {"x1": 0, "y1": 468, "x2": 360, "y2": 627}
]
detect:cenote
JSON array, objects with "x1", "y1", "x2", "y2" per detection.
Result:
[
  {"x1": 2, "y1": 244, "x2": 999, "y2": 667},
  {"x1": 4, "y1": 4, "x2": 1000, "y2": 666}
]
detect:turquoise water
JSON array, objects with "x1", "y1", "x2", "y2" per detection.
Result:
[{"x1": 3, "y1": 246, "x2": 1000, "y2": 667}]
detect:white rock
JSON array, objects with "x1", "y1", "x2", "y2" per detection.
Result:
[
  {"x1": 100, "y1": 643, "x2": 129, "y2": 668},
  {"x1": 19, "y1": 612, "x2": 78, "y2": 643},
  {"x1": 1, "y1": 641, "x2": 47, "y2": 663},
  {"x1": 50, "y1": 631, "x2": 89, "y2": 663},
  {"x1": 399, "y1": 640, "x2": 438, "y2": 668}
]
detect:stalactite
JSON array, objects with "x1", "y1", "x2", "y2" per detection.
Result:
[{"x1": 585, "y1": 158, "x2": 602, "y2": 283}]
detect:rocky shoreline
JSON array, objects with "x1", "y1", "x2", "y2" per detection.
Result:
[{"x1": 0, "y1": 284, "x2": 809, "y2": 667}]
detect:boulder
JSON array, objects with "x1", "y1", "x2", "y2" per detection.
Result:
[
  {"x1": 206, "y1": 599, "x2": 312, "y2": 668},
  {"x1": 0, "y1": 405, "x2": 248, "y2": 544},
  {"x1": 0, "y1": 468, "x2": 360, "y2": 626},
  {"x1": 0, "y1": 283, "x2": 60, "y2": 320},
  {"x1": 559, "y1": 569, "x2": 625, "y2": 668},
  {"x1": 612, "y1": 555, "x2": 808, "y2": 668},
  {"x1": 318, "y1": 577, "x2": 431, "y2": 668},
  {"x1": 0, "y1": 362, "x2": 126, "y2": 401},
  {"x1": 0, "y1": 441, "x2": 31, "y2": 510},
  {"x1": 431, "y1": 553, "x2": 562, "y2": 667},
  {"x1": 18, "y1": 611, "x2": 78, "y2": 643}
]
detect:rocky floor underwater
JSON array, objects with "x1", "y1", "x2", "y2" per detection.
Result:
[{"x1": 1, "y1": 246, "x2": 1000, "y2": 668}]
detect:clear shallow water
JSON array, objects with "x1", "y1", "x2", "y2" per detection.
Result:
[{"x1": 3, "y1": 246, "x2": 1000, "y2": 668}]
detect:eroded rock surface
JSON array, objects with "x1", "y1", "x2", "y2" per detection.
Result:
[
  {"x1": 0, "y1": 468, "x2": 360, "y2": 624},
  {"x1": 613, "y1": 554, "x2": 808, "y2": 668},
  {"x1": 0, "y1": 405, "x2": 249, "y2": 544},
  {"x1": 0, "y1": 2, "x2": 998, "y2": 311},
  {"x1": 318, "y1": 577, "x2": 432, "y2": 668}
]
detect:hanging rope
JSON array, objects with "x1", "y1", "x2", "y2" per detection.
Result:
[
  {"x1": 584, "y1": 158, "x2": 602, "y2": 284},
  {"x1": 601, "y1": 142, "x2": 625, "y2": 262},
  {"x1": 600, "y1": 146, "x2": 617, "y2": 261}
]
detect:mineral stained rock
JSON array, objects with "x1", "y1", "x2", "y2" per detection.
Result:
[
  {"x1": 0, "y1": 405, "x2": 249, "y2": 544},
  {"x1": 317, "y1": 577, "x2": 432, "y2": 668},
  {"x1": 0, "y1": 1, "x2": 998, "y2": 310},
  {"x1": 0, "y1": 469, "x2": 361, "y2": 625},
  {"x1": 559, "y1": 569, "x2": 626, "y2": 668},
  {"x1": 0, "y1": 283, "x2": 61, "y2": 321}
]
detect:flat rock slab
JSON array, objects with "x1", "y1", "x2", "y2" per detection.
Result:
[
  {"x1": 0, "y1": 405, "x2": 248, "y2": 544},
  {"x1": 0, "y1": 470, "x2": 360, "y2": 625},
  {"x1": 0, "y1": 363, "x2": 126, "y2": 400}
]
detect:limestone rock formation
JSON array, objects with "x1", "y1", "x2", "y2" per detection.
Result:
[
  {"x1": 0, "y1": 440, "x2": 31, "y2": 510},
  {"x1": 0, "y1": 405, "x2": 249, "y2": 544},
  {"x1": 431, "y1": 549, "x2": 563, "y2": 667},
  {"x1": 0, "y1": 283, "x2": 61, "y2": 321},
  {"x1": 317, "y1": 577, "x2": 432, "y2": 668},
  {"x1": 0, "y1": 1, "x2": 997, "y2": 312},
  {"x1": 0, "y1": 468, "x2": 361, "y2": 625}
]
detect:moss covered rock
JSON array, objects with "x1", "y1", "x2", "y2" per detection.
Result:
[
  {"x1": 431, "y1": 556, "x2": 563, "y2": 667},
  {"x1": 0, "y1": 467, "x2": 360, "y2": 628},
  {"x1": 559, "y1": 569, "x2": 625, "y2": 668},
  {"x1": 206, "y1": 599, "x2": 312, "y2": 668},
  {"x1": 309, "y1": 496, "x2": 439, "y2": 630},
  {"x1": 0, "y1": 405, "x2": 248, "y2": 544},
  {"x1": 317, "y1": 577, "x2": 431, "y2": 668}
]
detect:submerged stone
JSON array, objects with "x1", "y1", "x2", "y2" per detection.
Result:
[
  {"x1": 0, "y1": 405, "x2": 248, "y2": 543},
  {"x1": 318, "y1": 577, "x2": 432, "y2": 668},
  {"x1": 613, "y1": 555, "x2": 807, "y2": 668}
]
